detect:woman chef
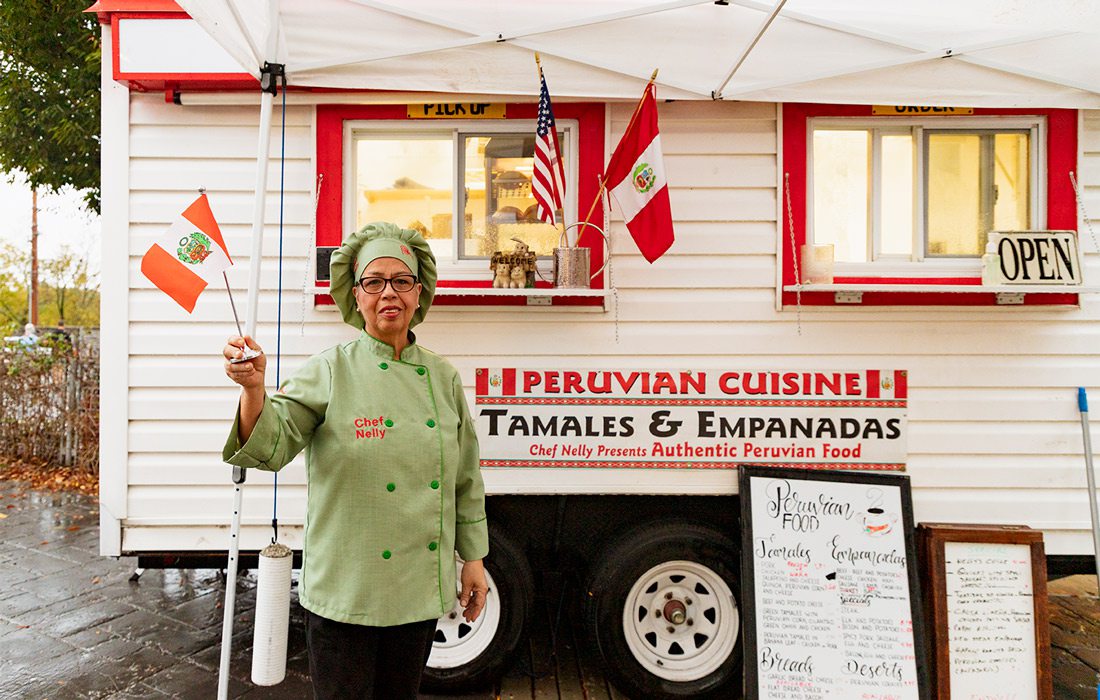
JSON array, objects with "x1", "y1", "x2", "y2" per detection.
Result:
[{"x1": 222, "y1": 222, "x2": 489, "y2": 699}]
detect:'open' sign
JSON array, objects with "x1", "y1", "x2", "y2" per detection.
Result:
[{"x1": 995, "y1": 231, "x2": 1082, "y2": 285}]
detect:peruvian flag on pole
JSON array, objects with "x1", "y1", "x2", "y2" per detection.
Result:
[
  {"x1": 604, "y1": 81, "x2": 674, "y2": 263},
  {"x1": 140, "y1": 194, "x2": 233, "y2": 313}
]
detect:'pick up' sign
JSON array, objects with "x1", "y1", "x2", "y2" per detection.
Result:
[{"x1": 994, "y1": 230, "x2": 1081, "y2": 285}]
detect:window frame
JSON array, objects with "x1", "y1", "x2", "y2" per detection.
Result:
[
  {"x1": 316, "y1": 102, "x2": 606, "y2": 308},
  {"x1": 782, "y1": 104, "x2": 1078, "y2": 306},
  {"x1": 344, "y1": 120, "x2": 579, "y2": 278},
  {"x1": 808, "y1": 117, "x2": 1044, "y2": 274}
]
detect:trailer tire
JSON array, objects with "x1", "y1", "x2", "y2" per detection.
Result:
[
  {"x1": 584, "y1": 520, "x2": 742, "y2": 699},
  {"x1": 421, "y1": 525, "x2": 534, "y2": 693}
]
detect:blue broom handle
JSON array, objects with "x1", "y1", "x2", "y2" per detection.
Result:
[{"x1": 1077, "y1": 388, "x2": 1100, "y2": 593}]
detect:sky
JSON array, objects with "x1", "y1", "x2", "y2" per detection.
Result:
[{"x1": 0, "y1": 171, "x2": 101, "y2": 278}]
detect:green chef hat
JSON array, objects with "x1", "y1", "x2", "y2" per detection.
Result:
[{"x1": 329, "y1": 222, "x2": 437, "y2": 330}]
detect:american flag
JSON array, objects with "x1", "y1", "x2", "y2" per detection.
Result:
[{"x1": 532, "y1": 73, "x2": 566, "y2": 225}]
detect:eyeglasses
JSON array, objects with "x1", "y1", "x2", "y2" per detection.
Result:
[{"x1": 358, "y1": 274, "x2": 418, "y2": 294}]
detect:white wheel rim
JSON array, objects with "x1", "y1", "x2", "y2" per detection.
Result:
[
  {"x1": 427, "y1": 562, "x2": 501, "y2": 669},
  {"x1": 621, "y1": 560, "x2": 739, "y2": 682}
]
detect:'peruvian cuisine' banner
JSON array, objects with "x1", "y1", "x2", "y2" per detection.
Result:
[{"x1": 474, "y1": 369, "x2": 908, "y2": 471}]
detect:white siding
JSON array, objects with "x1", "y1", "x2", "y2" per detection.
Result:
[{"x1": 110, "y1": 94, "x2": 1100, "y2": 555}]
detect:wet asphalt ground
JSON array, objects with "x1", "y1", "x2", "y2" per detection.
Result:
[
  {"x1": 0, "y1": 479, "x2": 1098, "y2": 699},
  {"x1": 0, "y1": 481, "x2": 310, "y2": 699}
]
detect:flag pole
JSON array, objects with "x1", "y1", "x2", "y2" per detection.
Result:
[
  {"x1": 619, "y1": 69, "x2": 659, "y2": 142},
  {"x1": 576, "y1": 68, "x2": 659, "y2": 246},
  {"x1": 223, "y1": 270, "x2": 261, "y2": 364},
  {"x1": 223, "y1": 272, "x2": 246, "y2": 340}
]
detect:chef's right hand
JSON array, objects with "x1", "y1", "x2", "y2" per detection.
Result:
[{"x1": 223, "y1": 335, "x2": 266, "y2": 390}]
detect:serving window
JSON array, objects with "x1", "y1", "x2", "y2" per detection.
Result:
[
  {"x1": 350, "y1": 125, "x2": 574, "y2": 276},
  {"x1": 316, "y1": 103, "x2": 605, "y2": 307},
  {"x1": 782, "y1": 104, "x2": 1078, "y2": 306}
]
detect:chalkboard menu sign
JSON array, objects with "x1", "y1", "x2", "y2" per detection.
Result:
[
  {"x1": 918, "y1": 524, "x2": 1051, "y2": 699},
  {"x1": 740, "y1": 465, "x2": 929, "y2": 699}
]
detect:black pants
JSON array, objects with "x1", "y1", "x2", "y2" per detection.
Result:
[{"x1": 304, "y1": 609, "x2": 437, "y2": 699}]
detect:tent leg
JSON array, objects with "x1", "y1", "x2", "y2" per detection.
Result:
[
  {"x1": 217, "y1": 469, "x2": 248, "y2": 700},
  {"x1": 217, "y1": 83, "x2": 275, "y2": 700}
]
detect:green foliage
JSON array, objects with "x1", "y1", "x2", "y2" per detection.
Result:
[
  {"x1": 0, "y1": 242, "x2": 29, "y2": 333},
  {"x1": 0, "y1": 241, "x2": 99, "y2": 336},
  {"x1": 41, "y1": 244, "x2": 98, "y2": 326},
  {"x1": 0, "y1": 2, "x2": 101, "y2": 212}
]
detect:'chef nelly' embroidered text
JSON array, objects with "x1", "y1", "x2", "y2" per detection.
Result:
[{"x1": 354, "y1": 415, "x2": 388, "y2": 439}]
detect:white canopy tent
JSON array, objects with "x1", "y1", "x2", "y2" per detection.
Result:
[
  {"x1": 177, "y1": 0, "x2": 1100, "y2": 107},
  {"x1": 168, "y1": 2, "x2": 1100, "y2": 696}
]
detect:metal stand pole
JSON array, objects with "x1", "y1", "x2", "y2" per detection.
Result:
[
  {"x1": 1077, "y1": 388, "x2": 1100, "y2": 591},
  {"x1": 217, "y1": 466, "x2": 247, "y2": 699},
  {"x1": 217, "y1": 66, "x2": 276, "y2": 700}
]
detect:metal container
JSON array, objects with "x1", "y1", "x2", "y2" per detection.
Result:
[{"x1": 553, "y1": 222, "x2": 609, "y2": 288}]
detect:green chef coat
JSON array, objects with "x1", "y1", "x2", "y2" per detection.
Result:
[{"x1": 222, "y1": 330, "x2": 489, "y2": 627}]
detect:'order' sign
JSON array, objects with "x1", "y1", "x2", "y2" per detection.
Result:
[
  {"x1": 475, "y1": 368, "x2": 909, "y2": 471},
  {"x1": 993, "y1": 230, "x2": 1082, "y2": 285}
]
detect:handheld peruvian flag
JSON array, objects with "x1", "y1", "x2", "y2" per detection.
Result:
[
  {"x1": 532, "y1": 72, "x2": 566, "y2": 225},
  {"x1": 604, "y1": 82, "x2": 674, "y2": 263},
  {"x1": 140, "y1": 194, "x2": 233, "y2": 313}
]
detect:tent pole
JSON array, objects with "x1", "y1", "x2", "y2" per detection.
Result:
[
  {"x1": 244, "y1": 88, "x2": 275, "y2": 342},
  {"x1": 712, "y1": 0, "x2": 787, "y2": 99},
  {"x1": 217, "y1": 79, "x2": 275, "y2": 700}
]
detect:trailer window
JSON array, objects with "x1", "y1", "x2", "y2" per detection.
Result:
[
  {"x1": 350, "y1": 126, "x2": 573, "y2": 272},
  {"x1": 316, "y1": 103, "x2": 605, "y2": 306},
  {"x1": 782, "y1": 104, "x2": 1078, "y2": 306},
  {"x1": 810, "y1": 122, "x2": 1037, "y2": 264},
  {"x1": 925, "y1": 130, "x2": 1030, "y2": 257}
]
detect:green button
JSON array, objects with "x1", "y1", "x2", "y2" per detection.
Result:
[
  {"x1": 426, "y1": 419, "x2": 436, "y2": 428},
  {"x1": 430, "y1": 480, "x2": 440, "y2": 490},
  {"x1": 428, "y1": 542, "x2": 438, "y2": 551},
  {"x1": 385, "y1": 419, "x2": 393, "y2": 427},
  {"x1": 382, "y1": 550, "x2": 391, "y2": 560},
  {"x1": 386, "y1": 483, "x2": 395, "y2": 492},
  {"x1": 379, "y1": 362, "x2": 388, "y2": 370},
  {"x1": 417, "y1": 367, "x2": 426, "y2": 376}
]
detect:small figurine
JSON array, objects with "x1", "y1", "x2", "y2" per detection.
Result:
[
  {"x1": 509, "y1": 264, "x2": 526, "y2": 289},
  {"x1": 490, "y1": 240, "x2": 537, "y2": 288},
  {"x1": 493, "y1": 262, "x2": 512, "y2": 288}
]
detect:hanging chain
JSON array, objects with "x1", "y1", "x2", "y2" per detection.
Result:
[
  {"x1": 784, "y1": 173, "x2": 802, "y2": 336},
  {"x1": 301, "y1": 173, "x2": 324, "y2": 336},
  {"x1": 1070, "y1": 171, "x2": 1099, "y2": 254}
]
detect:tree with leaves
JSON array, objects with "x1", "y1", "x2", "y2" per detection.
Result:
[
  {"x1": 0, "y1": 2, "x2": 100, "y2": 212},
  {"x1": 41, "y1": 244, "x2": 98, "y2": 326},
  {"x1": 0, "y1": 242, "x2": 99, "y2": 335},
  {"x1": 0, "y1": 242, "x2": 29, "y2": 332}
]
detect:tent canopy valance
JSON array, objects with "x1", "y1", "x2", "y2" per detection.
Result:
[{"x1": 169, "y1": 0, "x2": 1100, "y2": 108}]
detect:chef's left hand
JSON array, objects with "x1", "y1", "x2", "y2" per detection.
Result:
[{"x1": 459, "y1": 559, "x2": 489, "y2": 623}]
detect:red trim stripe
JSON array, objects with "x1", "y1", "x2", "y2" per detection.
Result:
[
  {"x1": 866, "y1": 370, "x2": 880, "y2": 399},
  {"x1": 476, "y1": 396, "x2": 905, "y2": 408},
  {"x1": 895, "y1": 370, "x2": 908, "y2": 399},
  {"x1": 479, "y1": 459, "x2": 906, "y2": 471}
]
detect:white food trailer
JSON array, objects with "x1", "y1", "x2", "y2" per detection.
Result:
[{"x1": 94, "y1": 1, "x2": 1100, "y2": 697}]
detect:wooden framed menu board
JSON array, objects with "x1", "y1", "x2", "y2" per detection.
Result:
[
  {"x1": 917, "y1": 523, "x2": 1051, "y2": 700},
  {"x1": 740, "y1": 465, "x2": 929, "y2": 700}
]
